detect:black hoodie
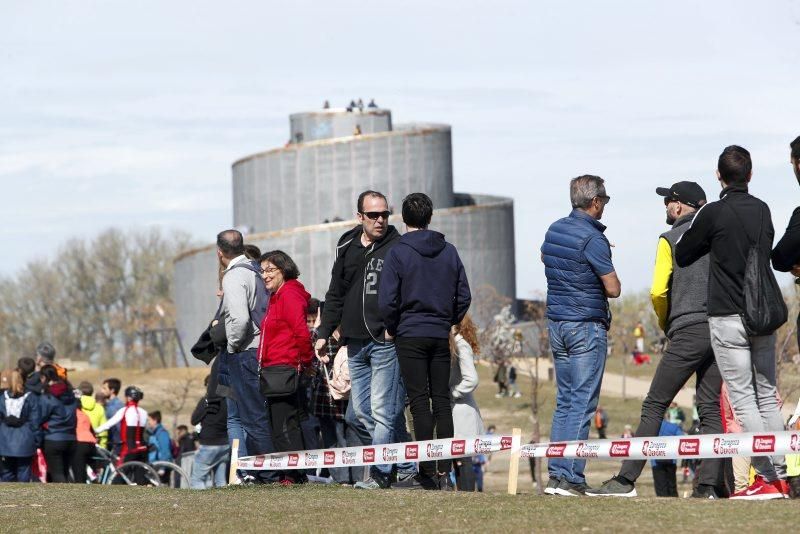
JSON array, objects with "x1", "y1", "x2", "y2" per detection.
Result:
[
  {"x1": 318, "y1": 225, "x2": 401, "y2": 342},
  {"x1": 378, "y1": 229, "x2": 471, "y2": 339}
]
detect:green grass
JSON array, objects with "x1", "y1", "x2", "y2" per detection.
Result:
[{"x1": 2, "y1": 483, "x2": 796, "y2": 533}]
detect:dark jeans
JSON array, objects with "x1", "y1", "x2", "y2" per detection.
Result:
[
  {"x1": 227, "y1": 348, "x2": 277, "y2": 482},
  {"x1": 396, "y1": 336, "x2": 453, "y2": 478},
  {"x1": 618, "y1": 322, "x2": 723, "y2": 488},
  {"x1": 652, "y1": 462, "x2": 678, "y2": 497},
  {"x1": 455, "y1": 458, "x2": 475, "y2": 491},
  {"x1": 72, "y1": 442, "x2": 96, "y2": 484},
  {"x1": 269, "y1": 390, "x2": 306, "y2": 482},
  {"x1": 0, "y1": 456, "x2": 33, "y2": 482},
  {"x1": 43, "y1": 440, "x2": 75, "y2": 483}
]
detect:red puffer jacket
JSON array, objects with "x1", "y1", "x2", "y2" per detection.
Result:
[{"x1": 258, "y1": 279, "x2": 314, "y2": 369}]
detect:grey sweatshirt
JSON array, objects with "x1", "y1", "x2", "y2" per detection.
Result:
[{"x1": 221, "y1": 255, "x2": 261, "y2": 353}]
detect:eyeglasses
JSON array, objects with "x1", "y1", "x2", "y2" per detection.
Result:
[
  {"x1": 360, "y1": 210, "x2": 391, "y2": 221},
  {"x1": 664, "y1": 198, "x2": 678, "y2": 206},
  {"x1": 260, "y1": 267, "x2": 280, "y2": 275},
  {"x1": 595, "y1": 195, "x2": 611, "y2": 204}
]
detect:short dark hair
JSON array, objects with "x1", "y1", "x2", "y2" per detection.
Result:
[
  {"x1": 718, "y1": 145, "x2": 752, "y2": 185},
  {"x1": 103, "y1": 378, "x2": 121, "y2": 395},
  {"x1": 149, "y1": 410, "x2": 162, "y2": 423},
  {"x1": 357, "y1": 190, "x2": 388, "y2": 213},
  {"x1": 401, "y1": 193, "x2": 433, "y2": 228},
  {"x1": 244, "y1": 244, "x2": 262, "y2": 260},
  {"x1": 259, "y1": 250, "x2": 300, "y2": 280},
  {"x1": 306, "y1": 298, "x2": 320, "y2": 316},
  {"x1": 36, "y1": 341, "x2": 56, "y2": 362},
  {"x1": 216, "y1": 229, "x2": 245, "y2": 258},
  {"x1": 791, "y1": 136, "x2": 800, "y2": 161},
  {"x1": 177, "y1": 424, "x2": 189, "y2": 432},
  {"x1": 40, "y1": 365, "x2": 60, "y2": 382},
  {"x1": 17, "y1": 357, "x2": 35, "y2": 379},
  {"x1": 78, "y1": 381, "x2": 93, "y2": 396}
]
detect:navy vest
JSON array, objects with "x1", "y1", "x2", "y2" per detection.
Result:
[{"x1": 541, "y1": 210, "x2": 611, "y2": 326}]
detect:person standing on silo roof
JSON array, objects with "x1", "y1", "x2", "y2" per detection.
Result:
[{"x1": 540, "y1": 175, "x2": 621, "y2": 497}]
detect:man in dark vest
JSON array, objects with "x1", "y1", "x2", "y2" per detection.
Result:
[
  {"x1": 587, "y1": 181, "x2": 726, "y2": 499},
  {"x1": 540, "y1": 174, "x2": 621, "y2": 496}
]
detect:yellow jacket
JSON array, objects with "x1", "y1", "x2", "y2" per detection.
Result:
[
  {"x1": 80, "y1": 395, "x2": 108, "y2": 449},
  {"x1": 650, "y1": 237, "x2": 672, "y2": 332}
]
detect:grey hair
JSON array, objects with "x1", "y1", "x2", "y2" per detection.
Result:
[{"x1": 570, "y1": 175, "x2": 606, "y2": 209}]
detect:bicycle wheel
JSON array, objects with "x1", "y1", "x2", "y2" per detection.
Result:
[
  {"x1": 151, "y1": 461, "x2": 190, "y2": 489},
  {"x1": 106, "y1": 461, "x2": 162, "y2": 486}
]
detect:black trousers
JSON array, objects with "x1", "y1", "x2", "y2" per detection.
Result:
[
  {"x1": 396, "y1": 336, "x2": 454, "y2": 478},
  {"x1": 71, "y1": 442, "x2": 96, "y2": 484},
  {"x1": 618, "y1": 322, "x2": 724, "y2": 488},
  {"x1": 652, "y1": 462, "x2": 678, "y2": 497},
  {"x1": 268, "y1": 390, "x2": 306, "y2": 482},
  {"x1": 43, "y1": 440, "x2": 75, "y2": 483}
]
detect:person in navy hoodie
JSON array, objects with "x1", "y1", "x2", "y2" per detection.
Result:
[
  {"x1": 0, "y1": 368, "x2": 42, "y2": 482},
  {"x1": 39, "y1": 365, "x2": 78, "y2": 483},
  {"x1": 378, "y1": 192, "x2": 472, "y2": 489}
]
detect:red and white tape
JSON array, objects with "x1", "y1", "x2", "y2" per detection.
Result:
[
  {"x1": 235, "y1": 430, "x2": 800, "y2": 470},
  {"x1": 520, "y1": 430, "x2": 800, "y2": 460},
  {"x1": 236, "y1": 433, "x2": 518, "y2": 470}
]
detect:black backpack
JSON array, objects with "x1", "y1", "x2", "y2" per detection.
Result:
[{"x1": 729, "y1": 203, "x2": 788, "y2": 336}]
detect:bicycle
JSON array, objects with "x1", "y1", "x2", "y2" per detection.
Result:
[{"x1": 89, "y1": 445, "x2": 161, "y2": 486}]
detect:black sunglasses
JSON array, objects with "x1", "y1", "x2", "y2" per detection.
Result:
[{"x1": 360, "y1": 210, "x2": 391, "y2": 221}]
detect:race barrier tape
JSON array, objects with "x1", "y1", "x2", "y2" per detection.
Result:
[{"x1": 234, "y1": 430, "x2": 800, "y2": 471}]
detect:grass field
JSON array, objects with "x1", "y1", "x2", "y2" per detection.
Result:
[{"x1": 2, "y1": 483, "x2": 796, "y2": 533}]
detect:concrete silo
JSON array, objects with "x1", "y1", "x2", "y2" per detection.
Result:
[{"x1": 174, "y1": 106, "x2": 516, "y2": 347}]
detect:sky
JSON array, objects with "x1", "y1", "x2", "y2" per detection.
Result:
[{"x1": 2, "y1": 0, "x2": 800, "y2": 298}]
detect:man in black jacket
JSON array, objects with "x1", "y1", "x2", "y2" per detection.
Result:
[
  {"x1": 676, "y1": 145, "x2": 788, "y2": 499},
  {"x1": 316, "y1": 190, "x2": 415, "y2": 489},
  {"x1": 190, "y1": 374, "x2": 230, "y2": 489},
  {"x1": 772, "y1": 135, "x2": 800, "y2": 354}
]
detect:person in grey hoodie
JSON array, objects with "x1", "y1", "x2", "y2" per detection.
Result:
[{"x1": 379, "y1": 192, "x2": 471, "y2": 489}]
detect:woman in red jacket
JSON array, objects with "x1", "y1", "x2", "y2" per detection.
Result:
[{"x1": 257, "y1": 250, "x2": 314, "y2": 484}]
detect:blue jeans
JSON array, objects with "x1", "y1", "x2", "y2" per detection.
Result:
[
  {"x1": 0, "y1": 456, "x2": 32, "y2": 482},
  {"x1": 190, "y1": 444, "x2": 230, "y2": 489},
  {"x1": 227, "y1": 348, "x2": 277, "y2": 482},
  {"x1": 547, "y1": 320, "x2": 607, "y2": 484},
  {"x1": 347, "y1": 339, "x2": 415, "y2": 477}
]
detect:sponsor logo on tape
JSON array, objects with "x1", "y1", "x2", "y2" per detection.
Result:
[
  {"x1": 546, "y1": 443, "x2": 567, "y2": 458},
  {"x1": 324, "y1": 451, "x2": 336, "y2": 466},
  {"x1": 609, "y1": 441, "x2": 631, "y2": 457},
  {"x1": 305, "y1": 452, "x2": 319, "y2": 467},
  {"x1": 362, "y1": 448, "x2": 375, "y2": 463},
  {"x1": 383, "y1": 446, "x2": 399, "y2": 463},
  {"x1": 451, "y1": 440, "x2": 466, "y2": 455},
  {"x1": 254, "y1": 456, "x2": 265, "y2": 468},
  {"x1": 791, "y1": 434, "x2": 799, "y2": 453},
  {"x1": 405, "y1": 444, "x2": 419, "y2": 460},
  {"x1": 341, "y1": 450, "x2": 357, "y2": 465},
  {"x1": 752, "y1": 435, "x2": 775, "y2": 453},
  {"x1": 712, "y1": 437, "x2": 741, "y2": 455},
  {"x1": 641, "y1": 440, "x2": 667, "y2": 457},
  {"x1": 678, "y1": 438, "x2": 700, "y2": 456},
  {"x1": 500, "y1": 436, "x2": 513, "y2": 450},
  {"x1": 575, "y1": 442, "x2": 600, "y2": 458},
  {"x1": 474, "y1": 438, "x2": 494, "y2": 454},
  {"x1": 427, "y1": 443, "x2": 444, "y2": 458}
]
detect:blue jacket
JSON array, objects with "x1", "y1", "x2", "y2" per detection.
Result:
[
  {"x1": 541, "y1": 209, "x2": 612, "y2": 325},
  {"x1": 148, "y1": 424, "x2": 174, "y2": 463},
  {"x1": 0, "y1": 392, "x2": 43, "y2": 457},
  {"x1": 105, "y1": 396, "x2": 124, "y2": 446},
  {"x1": 378, "y1": 229, "x2": 472, "y2": 339},
  {"x1": 40, "y1": 389, "x2": 77, "y2": 442},
  {"x1": 651, "y1": 420, "x2": 683, "y2": 466}
]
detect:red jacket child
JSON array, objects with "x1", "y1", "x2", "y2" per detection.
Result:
[{"x1": 258, "y1": 279, "x2": 314, "y2": 369}]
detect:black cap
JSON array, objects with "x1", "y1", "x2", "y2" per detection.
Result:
[{"x1": 656, "y1": 181, "x2": 706, "y2": 208}]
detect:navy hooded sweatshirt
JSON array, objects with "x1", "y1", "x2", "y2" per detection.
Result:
[{"x1": 378, "y1": 229, "x2": 471, "y2": 339}]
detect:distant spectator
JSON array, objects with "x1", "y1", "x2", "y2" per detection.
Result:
[
  {"x1": 95, "y1": 386, "x2": 148, "y2": 483},
  {"x1": 101, "y1": 378, "x2": 124, "y2": 452},
  {"x1": 651, "y1": 417, "x2": 684, "y2": 497},
  {"x1": 147, "y1": 411, "x2": 174, "y2": 463},
  {"x1": 190, "y1": 374, "x2": 230, "y2": 489},
  {"x1": 594, "y1": 407, "x2": 609, "y2": 439},
  {"x1": 0, "y1": 368, "x2": 42, "y2": 482},
  {"x1": 493, "y1": 361, "x2": 508, "y2": 398},
  {"x1": 39, "y1": 365, "x2": 78, "y2": 483},
  {"x1": 78, "y1": 381, "x2": 107, "y2": 449},
  {"x1": 507, "y1": 364, "x2": 521, "y2": 398},
  {"x1": 175, "y1": 425, "x2": 197, "y2": 455},
  {"x1": 18, "y1": 358, "x2": 41, "y2": 395}
]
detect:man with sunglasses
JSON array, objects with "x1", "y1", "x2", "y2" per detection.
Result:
[
  {"x1": 540, "y1": 174, "x2": 620, "y2": 496},
  {"x1": 316, "y1": 190, "x2": 415, "y2": 489},
  {"x1": 588, "y1": 181, "x2": 726, "y2": 499}
]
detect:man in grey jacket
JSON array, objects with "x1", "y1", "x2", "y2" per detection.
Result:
[{"x1": 217, "y1": 229, "x2": 274, "y2": 482}]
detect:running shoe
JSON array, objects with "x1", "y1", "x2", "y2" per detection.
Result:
[
  {"x1": 585, "y1": 475, "x2": 637, "y2": 497},
  {"x1": 730, "y1": 476, "x2": 785, "y2": 500}
]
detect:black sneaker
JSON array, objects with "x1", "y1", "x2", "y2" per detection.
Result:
[
  {"x1": 393, "y1": 473, "x2": 435, "y2": 491},
  {"x1": 544, "y1": 477, "x2": 560, "y2": 495},
  {"x1": 584, "y1": 475, "x2": 637, "y2": 497},
  {"x1": 691, "y1": 484, "x2": 718, "y2": 499},
  {"x1": 354, "y1": 471, "x2": 391, "y2": 489},
  {"x1": 554, "y1": 478, "x2": 592, "y2": 496}
]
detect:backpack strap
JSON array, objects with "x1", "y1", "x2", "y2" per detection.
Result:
[{"x1": 722, "y1": 197, "x2": 764, "y2": 247}]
